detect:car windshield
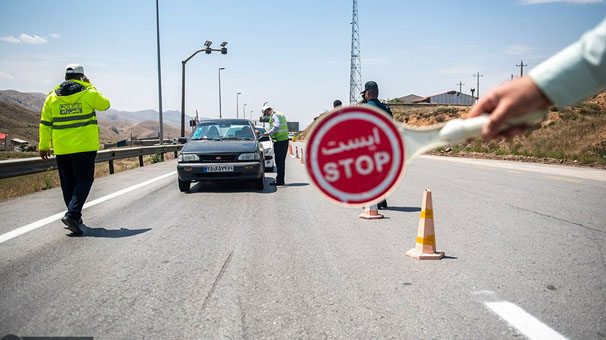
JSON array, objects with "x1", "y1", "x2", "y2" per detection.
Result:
[{"x1": 191, "y1": 122, "x2": 255, "y2": 141}]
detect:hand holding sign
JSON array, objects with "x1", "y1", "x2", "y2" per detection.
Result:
[{"x1": 306, "y1": 105, "x2": 545, "y2": 207}]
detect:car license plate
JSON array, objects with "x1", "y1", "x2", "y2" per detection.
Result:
[{"x1": 203, "y1": 165, "x2": 234, "y2": 172}]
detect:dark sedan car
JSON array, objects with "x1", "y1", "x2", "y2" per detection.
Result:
[{"x1": 177, "y1": 119, "x2": 265, "y2": 192}]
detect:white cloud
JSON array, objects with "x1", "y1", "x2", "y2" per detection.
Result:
[
  {"x1": 0, "y1": 71, "x2": 15, "y2": 81},
  {"x1": 520, "y1": 0, "x2": 604, "y2": 4},
  {"x1": 19, "y1": 34, "x2": 47, "y2": 44},
  {"x1": 506, "y1": 44, "x2": 532, "y2": 55},
  {"x1": 0, "y1": 35, "x2": 20, "y2": 43},
  {"x1": 49, "y1": 33, "x2": 61, "y2": 39}
]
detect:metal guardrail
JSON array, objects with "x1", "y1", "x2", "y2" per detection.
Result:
[{"x1": 0, "y1": 145, "x2": 183, "y2": 179}]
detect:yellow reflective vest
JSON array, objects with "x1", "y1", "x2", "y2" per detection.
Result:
[
  {"x1": 39, "y1": 80, "x2": 110, "y2": 155},
  {"x1": 269, "y1": 111, "x2": 289, "y2": 142}
]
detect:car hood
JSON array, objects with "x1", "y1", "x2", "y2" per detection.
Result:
[{"x1": 182, "y1": 140, "x2": 258, "y2": 153}]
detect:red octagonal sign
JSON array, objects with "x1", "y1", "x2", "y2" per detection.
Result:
[{"x1": 306, "y1": 105, "x2": 405, "y2": 206}]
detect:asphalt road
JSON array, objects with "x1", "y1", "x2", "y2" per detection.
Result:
[{"x1": 0, "y1": 151, "x2": 604, "y2": 339}]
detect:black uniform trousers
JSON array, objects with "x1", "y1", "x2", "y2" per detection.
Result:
[
  {"x1": 273, "y1": 139, "x2": 289, "y2": 184},
  {"x1": 55, "y1": 151, "x2": 97, "y2": 220}
]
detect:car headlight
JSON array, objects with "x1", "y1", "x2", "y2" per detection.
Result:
[
  {"x1": 179, "y1": 153, "x2": 200, "y2": 162},
  {"x1": 238, "y1": 152, "x2": 260, "y2": 161}
]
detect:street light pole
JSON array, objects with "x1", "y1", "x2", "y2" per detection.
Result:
[
  {"x1": 155, "y1": 0, "x2": 164, "y2": 144},
  {"x1": 243, "y1": 103, "x2": 247, "y2": 120},
  {"x1": 218, "y1": 67, "x2": 225, "y2": 118},
  {"x1": 180, "y1": 41, "x2": 228, "y2": 136},
  {"x1": 236, "y1": 92, "x2": 242, "y2": 118}
]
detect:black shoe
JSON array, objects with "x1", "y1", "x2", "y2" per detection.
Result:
[
  {"x1": 63, "y1": 218, "x2": 83, "y2": 230},
  {"x1": 378, "y1": 200, "x2": 388, "y2": 209},
  {"x1": 62, "y1": 215, "x2": 83, "y2": 235},
  {"x1": 269, "y1": 182, "x2": 285, "y2": 186}
]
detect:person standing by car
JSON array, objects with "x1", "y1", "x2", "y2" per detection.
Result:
[
  {"x1": 262, "y1": 105, "x2": 289, "y2": 186},
  {"x1": 362, "y1": 80, "x2": 392, "y2": 209},
  {"x1": 39, "y1": 64, "x2": 110, "y2": 235}
]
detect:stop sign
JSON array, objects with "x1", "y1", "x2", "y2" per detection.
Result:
[{"x1": 305, "y1": 105, "x2": 405, "y2": 206}]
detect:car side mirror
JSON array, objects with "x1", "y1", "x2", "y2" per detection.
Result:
[
  {"x1": 259, "y1": 135, "x2": 270, "y2": 142},
  {"x1": 177, "y1": 137, "x2": 188, "y2": 144}
]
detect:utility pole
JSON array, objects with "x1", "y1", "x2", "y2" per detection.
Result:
[
  {"x1": 243, "y1": 103, "x2": 247, "y2": 120},
  {"x1": 516, "y1": 60, "x2": 527, "y2": 77},
  {"x1": 155, "y1": 0, "x2": 164, "y2": 144},
  {"x1": 349, "y1": 0, "x2": 362, "y2": 104},
  {"x1": 470, "y1": 88, "x2": 476, "y2": 100},
  {"x1": 218, "y1": 67, "x2": 225, "y2": 118},
  {"x1": 457, "y1": 81, "x2": 464, "y2": 93},
  {"x1": 473, "y1": 72, "x2": 483, "y2": 99},
  {"x1": 236, "y1": 92, "x2": 242, "y2": 118}
]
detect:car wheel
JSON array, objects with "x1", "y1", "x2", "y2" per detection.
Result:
[
  {"x1": 178, "y1": 178, "x2": 191, "y2": 192},
  {"x1": 254, "y1": 176, "x2": 264, "y2": 190}
]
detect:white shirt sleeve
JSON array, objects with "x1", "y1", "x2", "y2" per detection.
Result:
[
  {"x1": 529, "y1": 19, "x2": 606, "y2": 107},
  {"x1": 268, "y1": 112, "x2": 280, "y2": 135}
]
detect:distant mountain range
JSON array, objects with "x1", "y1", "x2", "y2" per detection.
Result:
[
  {"x1": 0, "y1": 90, "x2": 191, "y2": 145},
  {"x1": 0, "y1": 90, "x2": 192, "y2": 126}
]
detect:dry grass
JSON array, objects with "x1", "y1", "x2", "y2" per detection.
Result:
[
  {"x1": 297, "y1": 92, "x2": 606, "y2": 167},
  {"x1": 0, "y1": 152, "x2": 176, "y2": 201}
]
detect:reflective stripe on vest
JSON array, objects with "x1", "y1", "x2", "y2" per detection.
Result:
[{"x1": 52, "y1": 120, "x2": 98, "y2": 129}]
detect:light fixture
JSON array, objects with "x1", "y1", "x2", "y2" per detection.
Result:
[
  {"x1": 220, "y1": 41, "x2": 228, "y2": 47},
  {"x1": 204, "y1": 40, "x2": 212, "y2": 47}
]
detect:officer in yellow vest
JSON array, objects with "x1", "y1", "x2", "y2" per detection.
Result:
[
  {"x1": 261, "y1": 105, "x2": 289, "y2": 186},
  {"x1": 39, "y1": 64, "x2": 110, "y2": 235}
]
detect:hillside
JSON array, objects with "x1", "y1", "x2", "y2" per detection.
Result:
[
  {"x1": 0, "y1": 101, "x2": 182, "y2": 146},
  {"x1": 0, "y1": 100, "x2": 41, "y2": 142},
  {"x1": 0, "y1": 90, "x2": 191, "y2": 125},
  {"x1": 298, "y1": 92, "x2": 606, "y2": 167},
  {"x1": 0, "y1": 90, "x2": 46, "y2": 112}
]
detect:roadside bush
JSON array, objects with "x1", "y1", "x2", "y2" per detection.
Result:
[
  {"x1": 578, "y1": 102, "x2": 601, "y2": 116},
  {"x1": 435, "y1": 107, "x2": 459, "y2": 114},
  {"x1": 559, "y1": 109, "x2": 582, "y2": 121},
  {"x1": 149, "y1": 150, "x2": 164, "y2": 164}
]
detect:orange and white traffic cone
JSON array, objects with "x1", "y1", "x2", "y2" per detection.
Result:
[
  {"x1": 288, "y1": 143, "x2": 293, "y2": 156},
  {"x1": 359, "y1": 204, "x2": 384, "y2": 219},
  {"x1": 295, "y1": 146, "x2": 300, "y2": 159},
  {"x1": 406, "y1": 188, "x2": 444, "y2": 260},
  {"x1": 299, "y1": 147, "x2": 305, "y2": 164}
]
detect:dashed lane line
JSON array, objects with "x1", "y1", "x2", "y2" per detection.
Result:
[
  {"x1": 0, "y1": 171, "x2": 177, "y2": 244},
  {"x1": 546, "y1": 176, "x2": 582, "y2": 183}
]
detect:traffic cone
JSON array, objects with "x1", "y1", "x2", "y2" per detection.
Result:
[
  {"x1": 359, "y1": 204, "x2": 384, "y2": 219},
  {"x1": 299, "y1": 147, "x2": 305, "y2": 164},
  {"x1": 288, "y1": 143, "x2": 293, "y2": 156},
  {"x1": 406, "y1": 188, "x2": 444, "y2": 260},
  {"x1": 295, "y1": 146, "x2": 300, "y2": 159}
]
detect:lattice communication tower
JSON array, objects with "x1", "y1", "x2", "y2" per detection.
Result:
[{"x1": 349, "y1": 0, "x2": 362, "y2": 104}]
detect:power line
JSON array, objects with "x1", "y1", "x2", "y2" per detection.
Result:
[
  {"x1": 516, "y1": 60, "x2": 527, "y2": 77},
  {"x1": 349, "y1": 0, "x2": 362, "y2": 104},
  {"x1": 457, "y1": 81, "x2": 465, "y2": 93},
  {"x1": 473, "y1": 72, "x2": 483, "y2": 99}
]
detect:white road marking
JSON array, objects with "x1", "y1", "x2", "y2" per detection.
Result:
[
  {"x1": 0, "y1": 171, "x2": 176, "y2": 244},
  {"x1": 485, "y1": 301, "x2": 568, "y2": 340}
]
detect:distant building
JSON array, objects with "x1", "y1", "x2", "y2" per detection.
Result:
[
  {"x1": 412, "y1": 91, "x2": 476, "y2": 105},
  {"x1": 396, "y1": 94, "x2": 423, "y2": 103}
]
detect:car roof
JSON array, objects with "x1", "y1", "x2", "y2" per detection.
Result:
[{"x1": 198, "y1": 119, "x2": 251, "y2": 124}]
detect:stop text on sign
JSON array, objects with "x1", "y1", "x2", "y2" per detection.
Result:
[{"x1": 306, "y1": 105, "x2": 405, "y2": 206}]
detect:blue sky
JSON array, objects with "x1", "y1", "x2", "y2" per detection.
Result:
[{"x1": 0, "y1": 0, "x2": 604, "y2": 130}]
